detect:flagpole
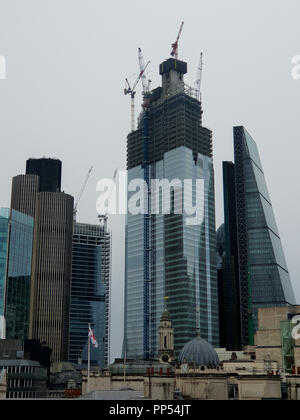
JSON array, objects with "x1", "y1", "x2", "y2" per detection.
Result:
[{"x1": 87, "y1": 322, "x2": 90, "y2": 394}]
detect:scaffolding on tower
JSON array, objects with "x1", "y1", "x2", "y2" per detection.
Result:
[{"x1": 138, "y1": 47, "x2": 151, "y2": 360}]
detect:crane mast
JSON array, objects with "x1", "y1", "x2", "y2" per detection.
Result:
[
  {"x1": 124, "y1": 79, "x2": 137, "y2": 133},
  {"x1": 124, "y1": 50, "x2": 150, "y2": 132},
  {"x1": 73, "y1": 166, "x2": 93, "y2": 222},
  {"x1": 138, "y1": 48, "x2": 150, "y2": 95},
  {"x1": 98, "y1": 168, "x2": 118, "y2": 229},
  {"x1": 195, "y1": 52, "x2": 203, "y2": 101}
]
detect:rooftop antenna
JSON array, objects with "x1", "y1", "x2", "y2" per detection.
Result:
[{"x1": 171, "y1": 21, "x2": 184, "y2": 60}]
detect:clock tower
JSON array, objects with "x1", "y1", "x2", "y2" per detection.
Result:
[{"x1": 157, "y1": 298, "x2": 175, "y2": 363}]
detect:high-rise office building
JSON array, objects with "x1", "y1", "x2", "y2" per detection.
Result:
[
  {"x1": 217, "y1": 162, "x2": 242, "y2": 351},
  {"x1": 0, "y1": 209, "x2": 10, "y2": 318},
  {"x1": 69, "y1": 220, "x2": 111, "y2": 369},
  {"x1": 0, "y1": 208, "x2": 34, "y2": 340},
  {"x1": 11, "y1": 159, "x2": 74, "y2": 362},
  {"x1": 10, "y1": 175, "x2": 39, "y2": 218},
  {"x1": 123, "y1": 57, "x2": 219, "y2": 359},
  {"x1": 220, "y1": 126, "x2": 296, "y2": 348},
  {"x1": 26, "y1": 158, "x2": 62, "y2": 193},
  {"x1": 28, "y1": 192, "x2": 73, "y2": 362}
]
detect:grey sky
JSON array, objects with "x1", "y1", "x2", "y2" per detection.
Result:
[{"x1": 0, "y1": 0, "x2": 299, "y2": 362}]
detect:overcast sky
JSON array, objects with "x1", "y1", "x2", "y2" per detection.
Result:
[{"x1": 0, "y1": 0, "x2": 299, "y2": 362}]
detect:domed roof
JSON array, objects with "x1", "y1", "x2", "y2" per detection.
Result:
[
  {"x1": 178, "y1": 335, "x2": 220, "y2": 367},
  {"x1": 160, "y1": 310, "x2": 171, "y2": 322}
]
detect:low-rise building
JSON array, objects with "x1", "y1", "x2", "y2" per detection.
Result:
[
  {"x1": 0, "y1": 339, "x2": 51, "y2": 399},
  {"x1": 0, "y1": 369, "x2": 6, "y2": 399},
  {"x1": 0, "y1": 360, "x2": 48, "y2": 399},
  {"x1": 81, "y1": 360, "x2": 174, "y2": 395},
  {"x1": 254, "y1": 306, "x2": 300, "y2": 374}
]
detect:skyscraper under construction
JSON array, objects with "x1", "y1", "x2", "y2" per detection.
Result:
[{"x1": 123, "y1": 53, "x2": 219, "y2": 359}]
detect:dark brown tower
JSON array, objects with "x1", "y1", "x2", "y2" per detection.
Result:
[
  {"x1": 28, "y1": 192, "x2": 73, "y2": 362},
  {"x1": 10, "y1": 160, "x2": 73, "y2": 362}
]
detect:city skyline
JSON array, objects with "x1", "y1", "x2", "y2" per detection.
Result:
[{"x1": 0, "y1": 0, "x2": 299, "y2": 362}]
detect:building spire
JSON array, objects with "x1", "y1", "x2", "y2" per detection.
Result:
[{"x1": 164, "y1": 296, "x2": 169, "y2": 312}]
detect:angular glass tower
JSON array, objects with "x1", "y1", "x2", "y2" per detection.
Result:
[
  {"x1": 123, "y1": 57, "x2": 219, "y2": 359},
  {"x1": 69, "y1": 220, "x2": 111, "y2": 369},
  {"x1": 233, "y1": 126, "x2": 296, "y2": 346}
]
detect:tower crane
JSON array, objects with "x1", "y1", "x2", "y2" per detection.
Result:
[
  {"x1": 98, "y1": 168, "x2": 119, "y2": 227},
  {"x1": 195, "y1": 52, "x2": 203, "y2": 101},
  {"x1": 124, "y1": 50, "x2": 150, "y2": 132},
  {"x1": 138, "y1": 48, "x2": 150, "y2": 96},
  {"x1": 170, "y1": 21, "x2": 184, "y2": 60},
  {"x1": 73, "y1": 166, "x2": 93, "y2": 222}
]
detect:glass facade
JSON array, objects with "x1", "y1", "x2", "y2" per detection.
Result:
[
  {"x1": 125, "y1": 147, "x2": 219, "y2": 359},
  {"x1": 124, "y1": 59, "x2": 219, "y2": 359},
  {"x1": 0, "y1": 208, "x2": 10, "y2": 317},
  {"x1": 234, "y1": 126, "x2": 296, "y2": 344},
  {"x1": 218, "y1": 162, "x2": 242, "y2": 351},
  {"x1": 0, "y1": 208, "x2": 34, "y2": 339},
  {"x1": 69, "y1": 222, "x2": 111, "y2": 369}
]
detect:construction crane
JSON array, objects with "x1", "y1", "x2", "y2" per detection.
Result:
[
  {"x1": 73, "y1": 166, "x2": 93, "y2": 222},
  {"x1": 171, "y1": 21, "x2": 184, "y2": 60},
  {"x1": 124, "y1": 79, "x2": 138, "y2": 133},
  {"x1": 195, "y1": 52, "x2": 203, "y2": 101},
  {"x1": 138, "y1": 48, "x2": 150, "y2": 96},
  {"x1": 124, "y1": 50, "x2": 150, "y2": 132},
  {"x1": 98, "y1": 168, "x2": 119, "y2": 227}
]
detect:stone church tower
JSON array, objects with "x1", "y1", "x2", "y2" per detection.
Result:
[{"x1": 157, "y1": 299, "x2": 175, "y2": 363}]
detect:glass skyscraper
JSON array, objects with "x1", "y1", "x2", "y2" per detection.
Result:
[
  {"x1": 0, "y1": 208, "x2": 10, "y2": 318},
  {"x1": 0, "y1": 208, "x2": 34, "y2": 339},
  {"x1": 123, "y1": 57, "x2": 219, "y2": 359},
  {"x1": 69, "y1": 220, "x2": 111, "y2": 369},
  {"x1": 222, "y1": 126, "x2": 296, "y2": 348},
  {"x1": 217, "y1": 162, "x2": 242, "y2": 351}
]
